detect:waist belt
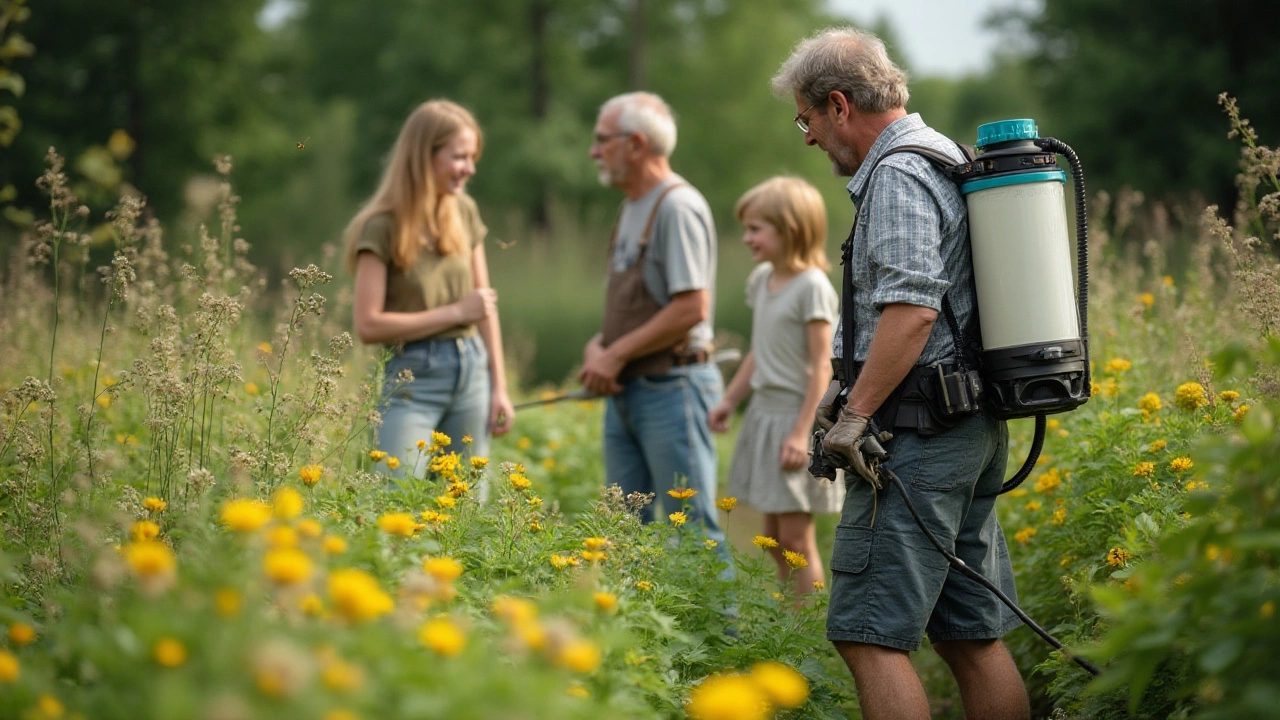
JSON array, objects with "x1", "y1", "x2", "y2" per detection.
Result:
[
  {"x1": 671, "y1": 348, "x2": 709, "y2": 368},
  {"x1": 832, "y1": 357, "x2": 966, "y2": 436}
]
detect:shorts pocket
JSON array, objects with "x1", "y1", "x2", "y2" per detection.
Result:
[{"x1": 831, "y1": 524, "x2": 874, "y2": 574}]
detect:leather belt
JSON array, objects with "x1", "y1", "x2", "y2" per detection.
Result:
[{"x1": 671, "y1": 348, "x2": 710, "y2": 367}]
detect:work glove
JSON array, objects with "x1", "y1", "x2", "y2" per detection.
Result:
[
  {"x1": 821, "y1": 407, "x2": 891, "y2": 489},
  {"x1": 814, "y1": 379, "x2": 843, "y2": 432}
]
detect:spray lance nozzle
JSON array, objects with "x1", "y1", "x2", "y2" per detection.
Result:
[{"x1": 514, "y1": 348, "x2": 744, "y2": 411}]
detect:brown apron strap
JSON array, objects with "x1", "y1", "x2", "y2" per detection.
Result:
[{"x1": 637, "y1": 182, "x2": 686, "y2": 252}]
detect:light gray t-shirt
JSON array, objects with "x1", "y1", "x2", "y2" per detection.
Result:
[
  {"x1": 746, "y1": 264, "x2": 839, "y2": 397},
  {"x1": 610, "y1": 174, "x2": 717, "y2": 350}
]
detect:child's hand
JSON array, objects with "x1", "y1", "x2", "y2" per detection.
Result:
[
  {"x1": 708, "y1": 402, "x2": 733, "y2": 433},
  {"x1": 780, "y1": 430, "x2": 810, "y2": 471}
]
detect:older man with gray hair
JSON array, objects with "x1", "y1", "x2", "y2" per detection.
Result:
[
  {"x1": 579, "y1": 92, "x2": 726, "y2": 551},
  {"x1": 773, "y1": 28, "x2": 1030, "y2": 720}
]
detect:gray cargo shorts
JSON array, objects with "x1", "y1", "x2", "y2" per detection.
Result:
[{"x1": 826, "y1": 411, "x2": 1022, "y2": 651}]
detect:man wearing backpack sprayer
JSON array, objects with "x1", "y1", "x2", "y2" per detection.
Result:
[{"x1": 773, "y1": 28, "x2": 1030, "y2": 720}]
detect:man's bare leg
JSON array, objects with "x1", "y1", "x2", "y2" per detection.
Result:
[
  {"x1": 833, "y1": 640, "x2": 930, "y2": 720},
  {"x1": 933, "y1": 639, "x2": 1029, "y2": 720}
]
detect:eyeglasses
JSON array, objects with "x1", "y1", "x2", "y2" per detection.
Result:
[
  {"x1": 794, "y1": 101, "x2": 821, "y2": 133},
  {"x1": 592, "y1": 131, "x2": 630, "y2": 145}
]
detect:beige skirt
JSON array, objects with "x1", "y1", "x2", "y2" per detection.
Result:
[{"x1": 727, "y1": 391, "x2": 845, "y2": 515}]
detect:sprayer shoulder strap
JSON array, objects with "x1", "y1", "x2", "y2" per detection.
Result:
[{"x1": 852, "y1": 142, "x2": 981, "y2": 373}]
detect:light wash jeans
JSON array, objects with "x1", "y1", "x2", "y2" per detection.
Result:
[
  {"x1": 604, "y1": 363, "x2": 726, "y2": 548},
  {"x1": 377, "y1": 335, "x2": 490, "y2": 487}
]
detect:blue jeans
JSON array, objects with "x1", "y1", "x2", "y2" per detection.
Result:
[
  {"x1": 604, "y1": 363, "x2": 725, "y2": 546},
  {"x1": 377, "y1": 335, "x2": 490, "y2": 484}
]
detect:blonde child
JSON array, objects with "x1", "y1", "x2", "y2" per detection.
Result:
[{"x1": 709, "y1": 176, "x2": 842, "y2": 594}]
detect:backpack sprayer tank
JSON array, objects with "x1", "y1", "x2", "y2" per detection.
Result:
[{"x1": 955, "y1": 119, "x2": 1091, "y2": 420}]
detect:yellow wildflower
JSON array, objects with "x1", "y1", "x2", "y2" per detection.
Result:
[
  {"x1": 580, "y1": 550, "x2": 608, "y2": 563},
  {"x1": 1106, "y1": 547, "x2": 1132, "y2": 567},
  {"x1": 266, "y1": 526, "x2": 298, "y2": 549},
  {"x1": 368, "y1": 450, "x2": 387, "y2": 463},
  {"x1": 704, "y1": 539, "x2": 718, "y2": 549},
  {"x1": 813, "y1": 581, "x2": 825, "y2": 591},
  {"x1": 509, "y1": 473, "x2": 533, "y2": 491},
  {"x1": 299, "y1": 465, "x2": 323, "y2": 487},
  {"x1": 8, "y1": 622, "x2": 35, "y2": 646},
  {"x1": 1014, "y1": 527, "x2": 1037, "y2": 544},
  {"x1": 1034, "y1": 468, "x2": 1062, "y2": 493},
  {"x1": 143, "y1": 497, "x2": 168, "y2": 513},
  {"x1": 1185, "y1": 480, "x2": 1207, "y2": 492},
  {"x1": 300, "y1": 594, "x2": 324, "y2": 617},
  {"x1": 635, "y1": 581, "x2": 653, "y2": 591},
  {"x1": 462, "y1": 435, "x2": 473, "y2": 445},
  {"x1": 1169, "y1": 457, "x2": 1194, "y2": 472},
  {"x1": 750, "y1": 661, "x2": 809, "y2": 709},
  {"x1": 1133, "y1": 462, "x2": 1155, "y2": 477},
  {"x1": 220, "y1": 498, "x2": 273, "y2": 533},
  {"x1": 386, "y1": 456, "x2": 401, "y2": 471},
  {"x1": 1148, "y1": 439, "x2": 1167, "y2": 452},
  {"x1": 566, "y1": 684, "x2": 589, "y2": 698},
  {"x1": 542, "y1": 457, "x2": 556, "y2": 470},
  {"x1": 1052, "y1": 507, "x2": 1067, "y2": 525},
  {"x1": 752, "y1": 535, "x2": 779, "y2": 549},
  {"x1": 1100, "y1": 378, "x2": 1119, "y2": 398},
  {"x1": 516, "y1": 437, "x2": 532, "y2": 450},
  {"x1": 1163, "y1": 275, "x2": 1174, "y2": 287},
  {"x1": 717, "y1": 497, "x2": 738, "y2": 512},
  {"x1": 1233, "y1": 404, "x2": 1251, "y2": 423},
  {"x1": 0, "y1": 650, "x2": 18, "y2": 683},
  {"x1": 263, "y1": 548, "x2": 313, "y2": 586},
  {"x1": 492, "y1": 596, "x2": 538, "y2": 624},
  {"x1": 784, "y1": 550, "x2": 808, "y2": 569},
  {"x1": 557, "y1": 639, "x2": 602, "y2": 673},
  {"x1": 419, "y1": 618, "x2": 466, "y2": 657},
  {"x1": 550, "y1": 554, "x2": 580, "y2": 570},
  {"x1": 1104, "y1": 358, "x2": 1132, "y2": 374},
  {"x1": 258, "y1": 342, "x2": 273, "y2": 354},
  {"x1": 130, "y1": 520, "x2": 161, "y2": 541},
  {"x1": 528, "y1": 496, "x2": 543, "y2": 509},
  {"x1": 1138, "y1": 393, "x2": 1162, "y2": 413},
  {"x1": 447, "y1": 480, "x2": 470, "y2": 497},
  {"x1": 96, "y1": 394, "x2": 112, "y2": 409},
  {"x1": 154, "y1": 637, "x2": 187, "y2": 667},
  {"x1": 668, "y1": 488, "x2": 697, "y2": 500},
  {"x1": 1174, "y1": 382, "x2": 1208, "y2": 410},
  {"x1": 1218, "y1": 390, "x2": 1239, "y2": 403},
  {"x1": 377, "y1": 512, "x2": 419, "y2": 537},
  {"x1": 321, "y1": 658, "x2": 365, "y2": 693},
  {"x1": 423, "y1": 557, "x2": 464, "y2": 584},
  {"x1": 124, "y1": 539, "x2": 176, "y2": 578},
  {"x1": 214, "y1": 588, "x2": 242, "y2": 617},
  {"x1": 1261, "y1": 601, "x2": 1275, "y2": 619},
  {"x1": 470, "y1": 456, "x2": 489, "y2": 469},
  {"x1": 668, "y1": 511, "x2": 688, "y2": 527},
  {"x1": 583, "y1": 537, "x2": 609, "y2": 550},
  {"x1": 245, "y1": 382, "x2": 260, "y2": 395},
  {"x1": 322, "y1": 535, "x2": 348, "y2": 555},
  {"x1": 328, "y1": 569, "x2": 394, "y2": 623},
  {"x1": 432, "y1": 431, "x2": 451, "y2": 447},
  {"x1": 416, "y1": 439, "x2": 428, "y2": 451},
  {"x1": 1138, "y1": 292, "x2": 1155, "y2": 308},
  {"x1": 593, "y1": 592, "x2": 618, "y2": 612},
  {"x1": 296, "y1": 519, "x2": 322, "y2": 539},
  {"x1": 272, "y1": 487, "x2": 305, "y2": 520},
  {"x1": 687, "y1": 674, "x2": 770, "y2": 720},
  {"x1": 1025, "y1": 500, "x2": 1042, "y2": 512}
]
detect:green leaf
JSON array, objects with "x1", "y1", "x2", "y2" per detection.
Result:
[
  {"x1": 0, "y1": 32, "x2": 34, "y2": 59},
  {"x1": 0, "y1": 68, "x2": 23, "y2": 97},
  {"x1": 1199, "y1": 636, "x2": 1243, "y2": 674}
]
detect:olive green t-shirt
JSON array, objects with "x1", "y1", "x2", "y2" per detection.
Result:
[{"x1": 355, "y1": 194, "x2": 487, "y2": 340}]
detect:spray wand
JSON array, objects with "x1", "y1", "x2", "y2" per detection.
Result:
[{"x1": 513, "y1": 348, "x2": 743, "y2": 411}]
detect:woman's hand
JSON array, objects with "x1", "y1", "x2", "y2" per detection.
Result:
[
  {"x1": 456, "y1": 288, "x2": 497, "y2": 324},
  {"x1": 779, "y1": 430, "x2": 810, "y2": 471},
  {"x1": 707, "y1": 401, "x2": 734, "y2": 433},
  {"x1": 489, "y1": 388, "x2": 515, "y2": 436}
]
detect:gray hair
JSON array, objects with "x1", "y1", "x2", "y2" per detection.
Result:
[
  {"x1": 600, "y1": 92, "x2": 678, "y2": 158},
  {"x1": 771, "y1": 27, "x2": 909, "y2": 113}
]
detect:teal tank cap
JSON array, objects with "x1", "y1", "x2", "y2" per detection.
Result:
[{"x1": 976, "y1": 119, "x2": 1039, "y2": 148}]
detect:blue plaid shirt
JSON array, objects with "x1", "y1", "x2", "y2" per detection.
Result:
[{"x1": 831, "y1": 113, "x2": 974, "y2": 366}]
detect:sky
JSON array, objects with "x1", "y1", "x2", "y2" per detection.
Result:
[{"x1": 829, "y1": 0, "x2": 1038, "y2": 77}]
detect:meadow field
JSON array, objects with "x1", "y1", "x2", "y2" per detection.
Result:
[{"x1": 0, "y1": 99, "x2": 1277, "y2": 720}]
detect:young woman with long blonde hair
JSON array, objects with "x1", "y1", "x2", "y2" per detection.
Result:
[{"x1": 345, "y1": 99, "x2": 514, "y2": 481}]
